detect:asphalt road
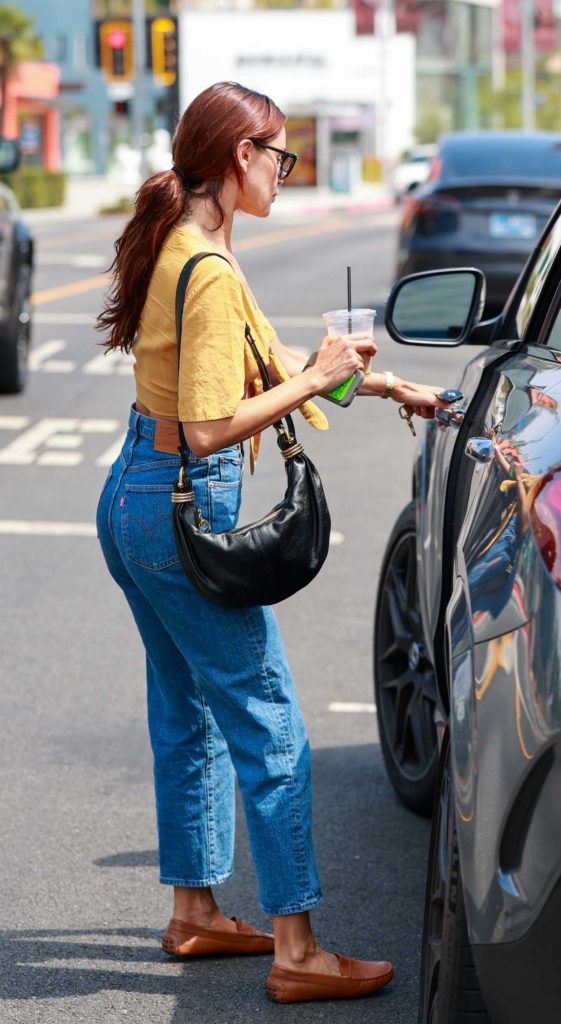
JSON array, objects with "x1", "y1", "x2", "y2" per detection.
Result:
[{"x1": 0, "y1": 204, "x2": 473, "y2": 1023}]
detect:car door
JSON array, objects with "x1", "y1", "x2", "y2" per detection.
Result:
[
  {"x1": 443, "y1": 219, "x2": 561, "y2": 1024},
  {"x1": 417, "y1": 206, "x2": 561, "y2": 696}
]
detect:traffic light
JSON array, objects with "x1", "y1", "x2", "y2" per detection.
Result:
[
  {"x1": 151, "y1": 17, "x2": 177, "y2": 87},
  {"x1": 98, "y1": 20, "x2": 134, "y2": 82}
]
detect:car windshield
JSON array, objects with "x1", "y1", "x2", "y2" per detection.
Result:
[{"x1": 441, "y1": 137, "x2": 561, "y2": 180}]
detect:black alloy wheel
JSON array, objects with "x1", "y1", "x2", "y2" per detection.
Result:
[
  {"x1": 418, "y1": 729, "x2": 490, "y2": 1024},
  {"x1": 374, "y1": 501, "x2": 438, "y2": 815}
]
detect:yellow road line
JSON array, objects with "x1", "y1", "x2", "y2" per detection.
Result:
[
  {"x1": 31, "y1": 217, "x2": 349, "y2": 307},
  {"x1": 32, "y1": 274, "x2": 109, "y2": 307}
]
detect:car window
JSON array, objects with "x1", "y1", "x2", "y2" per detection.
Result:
[
  {"x1": 441, "y1": 136, "x2": 561, "y2": 180},
  {"x1": 515, "y1": 214, "x2": 561, "y2": 337}
]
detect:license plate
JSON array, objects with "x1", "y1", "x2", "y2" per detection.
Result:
[{"x1": 489, "y1": 212, "x2": 537, "y2": 240}]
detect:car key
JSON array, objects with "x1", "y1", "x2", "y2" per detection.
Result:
[
  {"x1": 438, "y1": 388, "x2": 464, "y2": 403},
  {"x1": 399, "y1": 404, "x2": 417, "y2": 436}
]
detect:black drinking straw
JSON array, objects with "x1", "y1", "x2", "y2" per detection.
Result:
[{"x1": 347, "y1": 266, "x2": 352, "y2": 333}]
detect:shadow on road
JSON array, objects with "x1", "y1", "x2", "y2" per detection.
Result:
[
  {"x1": 94, "y1": 850, "x2": 158, "y2": 868},
  {"x1": 2, "y1": 742, "x2": 429, "y2": 1024}
]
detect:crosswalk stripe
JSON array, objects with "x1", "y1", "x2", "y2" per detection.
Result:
[
  {"x1": 328, "y1": 702, "x2": 377, "y2": 713},
  {"x1": 0, "y1": 520, "x2": 97, "y2": 537}
]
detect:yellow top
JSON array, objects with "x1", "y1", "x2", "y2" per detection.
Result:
[{"x1": 133, "y1": 225, "x2": 328, "y2": 471}]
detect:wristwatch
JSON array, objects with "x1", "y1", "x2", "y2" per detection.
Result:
[{"x1": 381, "y1": 370, "x2": 395, "y2": 399}]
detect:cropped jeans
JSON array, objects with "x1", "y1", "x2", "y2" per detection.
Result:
[{"x1": 96, "y1": 406, "x2": 322, "y2": 916}]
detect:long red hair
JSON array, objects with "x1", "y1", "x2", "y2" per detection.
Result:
[{"x1": 97, "y1": 82, "x2": 285, "y2": 352}]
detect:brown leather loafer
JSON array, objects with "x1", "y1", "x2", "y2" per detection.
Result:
[
  {"x1": 266, "y1": 954, "x2": 394, "y2": 1003},
  {"x1": 162, "y1": 916, "x2": 274, "y2": 958}
]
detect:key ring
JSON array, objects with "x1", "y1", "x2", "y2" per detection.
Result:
[{"x1": 398, "y1": 404, "x2": 417, "y2": 437}]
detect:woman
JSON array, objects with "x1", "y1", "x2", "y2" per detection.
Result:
[{"x1": 96, "y1": 81, "x2": 447, "y2": 1003}]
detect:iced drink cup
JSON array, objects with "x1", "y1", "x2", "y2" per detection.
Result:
[{"x1": 322, "y1": 308, "x2": 377, "y2": 374}]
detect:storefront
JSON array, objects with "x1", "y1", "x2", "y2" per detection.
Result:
[
  {"x1": 178, "y1": 8, "x2": 415, "y2": 188},
  {"x1": 3, "y1": 62, "x2": 61, "y2": 170}
]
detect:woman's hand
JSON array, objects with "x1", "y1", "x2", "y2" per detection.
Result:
[
  {"x1": 339, "y1": 331, "x2": 377, "y2": 371},
  {"x1": 391, "y1": 378, "x2": 451, "y2": 419},
  {"x1": 305, "y1": 334, "x2": 375, "y2": 394}
]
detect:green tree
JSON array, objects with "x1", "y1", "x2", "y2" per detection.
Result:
[
  {"x1": 0, "y1": 4, "x2": 43, "y2": 62},
  {"x1": 414, "y1": 98, "x2": 452, "y2": 144},
  {"x1": 0, "y1": 5, "x2": 43, "y2": 133},
  {"x1": 478, "y1": 57, "x2": 561, "y2": 131}
]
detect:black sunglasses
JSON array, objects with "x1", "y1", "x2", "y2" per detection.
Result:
[{"x1": 252, "y1": 142, "x2": 298, "y2": 181}]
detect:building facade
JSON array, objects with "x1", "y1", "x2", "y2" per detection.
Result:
[{"x1": 178, "y1": 7, "x2": 416, "y2": 188}]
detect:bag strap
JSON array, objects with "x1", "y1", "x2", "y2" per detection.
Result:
[{"x1": 174, "y1": 252, "x2": 298, "y2": 460}]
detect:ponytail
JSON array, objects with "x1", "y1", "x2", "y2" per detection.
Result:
[{"x1": 97, "y1": 169, "x2": 186, "y2": 353}]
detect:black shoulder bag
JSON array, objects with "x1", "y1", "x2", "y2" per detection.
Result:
[{"x1": 171, "y1": 252, "x2": 331, "y2": 608}]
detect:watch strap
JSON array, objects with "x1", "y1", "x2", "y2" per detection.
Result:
[{"x1": 381, "y1": 370, "x2": 395, "y2": 399}]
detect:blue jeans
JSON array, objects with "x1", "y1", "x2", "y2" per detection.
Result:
[{"x1": 96, "y1": 407, "x2": 322, "y2": 916}]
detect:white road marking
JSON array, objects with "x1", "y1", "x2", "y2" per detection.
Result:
[
  {"x1": 80, "y1": 419, "x2": 120, "y2": 433},
  {"x1": 0, "y1": 520, "x2": 97, "y2": 537},
  {"x1": 82, "y1": 351, "x2": 134, "y2": 376},
  {"x1": 95, "y1": 434, "x2": 126, "y2": 467},
  {"x1": 328, "y1": 701, "x2": 377, "y2": 714},
  {"x1": 35, "y1": 313, "x2": 96, "y2": 324},
  {"x1": 44, "y1": 435, "x2": 83, "y2": 449},
  {"x1": 330, "y1": 530, "x2": 345, "y2": 546},
  {"x1": 0, "y1": 415, "x2": 30, "y2": 430},
  {"x1": 39, "y1": 254, "x2": 106, "y2": 269},
  {"x1": 0, "y1": 418, "x2": 80, "y2": 464},
  {"x1": 37, "y1": 451, "x2": 84, "y2": 467},
  {"x1": 0, "y1": 418, "x2": 122, "y2": 466},
  {"x1": 42, "y1": 360, "x2": 76, "y2": 373},
  {"x1": 27, "y1": 339, "x2": 67, "y2": 370}
]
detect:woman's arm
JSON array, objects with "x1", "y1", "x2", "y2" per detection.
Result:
[
  {"x1": 359, "y1": 371, "x2": 450, "y2": 416},
  {"x1": 270, "y1": 335, "x2": 308, "y2": 377},
  {"x1": 183, "y1": 335, "x2": 367, "y2": 456}
]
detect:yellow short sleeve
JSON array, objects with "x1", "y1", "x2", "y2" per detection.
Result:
[{"x1": 178, "y1": 259, "x2": 246, "y2": 422}]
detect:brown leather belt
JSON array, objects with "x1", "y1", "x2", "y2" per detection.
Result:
[{"x1": 153, "y1": 419, "x2": 181, "y2": 454}]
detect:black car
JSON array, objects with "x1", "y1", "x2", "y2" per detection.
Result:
[
  {"x1": 375, "y1": 204, "x2": 561, "y2": 1022},
  {"x1": 396, "y1": 131, "x2": 561, "y2": 315},
  {"x1": 0, "y1": 137, "x2": 33, "y2": 394}
]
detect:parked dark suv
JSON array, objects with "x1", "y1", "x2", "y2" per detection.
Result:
[
  {"x1": 396, "y1": 131, "x2": 561, "y2": 315},
  {"x1": 0, "y1": 137, "x2": 34, "y2": 394},
  {"x1": 374, "y1": 202, "x2": 561, "y2": 1022}
]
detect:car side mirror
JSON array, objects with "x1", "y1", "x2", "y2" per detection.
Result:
[
  {"x1": 0, "y1": 137, "x2": 20, "y2": 174},
  {"x1": 385, "y1": 268, "x2": 486, "y2": 346}
]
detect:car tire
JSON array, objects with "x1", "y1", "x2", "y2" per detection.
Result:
[
  {"x1": 373, "y1": 501, "x2": 439, "y2": 816},
  {"x1": 0, "y1": 264, "x2": 32, "y2": 394},
  {"x1": 418, "y1": 729, "x2": 490, "y2": 1024}
]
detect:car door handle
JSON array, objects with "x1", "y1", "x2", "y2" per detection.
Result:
[
  {"x1": 465, "y1": 437, "x2": 494, "y2": 463},
  {"x1": 436, "y1": 405, "x2": 466, "y2": 428}
]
